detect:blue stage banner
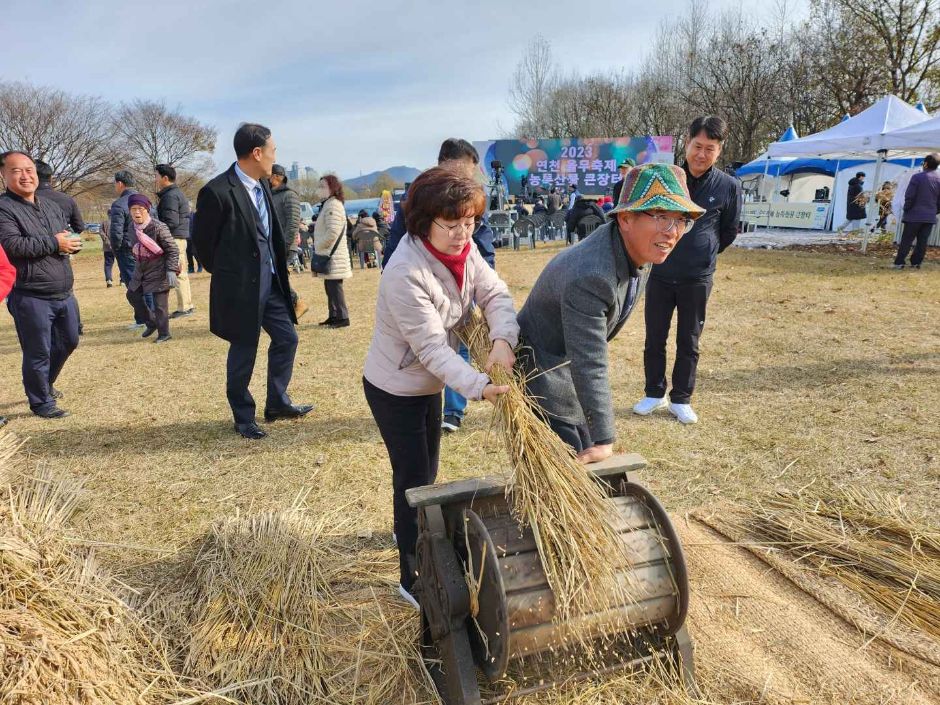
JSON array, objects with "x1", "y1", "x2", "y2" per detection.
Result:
[{"x1": 473, "y1": 137, "x2": 674, "y2": 196}]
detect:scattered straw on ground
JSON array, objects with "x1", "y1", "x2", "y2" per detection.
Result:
[
  {"x1": 145, "y1": 503, "x2": 440, "y2": 705},
  {"x1": 678, "y1": 519, "x2": 940, "y2": 704},
  {"x1": 695, "y1": 488, "x2": 940, "y2": 668},
  {"x1": 743, "y1": 489, "x2": 938, "y2": 638},
  {"x1": 0, "y1": 433, "x2": 210, "y2": 705}
]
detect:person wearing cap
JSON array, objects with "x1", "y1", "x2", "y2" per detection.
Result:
[
  {"x1": 566, "y1": 183, "x2": 581, "y2": 210},
  {"x1": 633, "y1": 116, "x2": 741, "y2": 425},
  {"x1": 611, "y1": 158, "x2": 636, "y2": 206},
  {"x1": 0, "y1": 151, "x2": 82, "y2": 419},
  {"x1": 126, "y1": 193, "x2": 179, "y2": 343},
  {"x1": 517, "y1": 163, "x2": 704, "y2": 462}
]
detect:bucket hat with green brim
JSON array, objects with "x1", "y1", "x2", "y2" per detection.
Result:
[{"x1": 609, "y1": 163, "x2": 705, "y2": 219}]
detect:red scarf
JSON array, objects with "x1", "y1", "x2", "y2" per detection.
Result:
[{"x1": 422, "y1": 238, "x2": 471, "y2": 290}]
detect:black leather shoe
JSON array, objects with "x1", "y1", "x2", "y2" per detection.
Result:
[
  {"x1": 328, "y1": 319, "x2": 350, "y2": 328},
  {"x1": 51, "y1": 387, "x2": 63, "y2": 400},
  {"x1": 264, "y1": 403, "x2": 315, "y2": 422},
  {"x1": 142, "y1": 325, "x2": 158, "y2": 338},
  {"x1": 318, "y1": 317, "x2": 336, "y2": 326},
  {"x1": 234, "y1": 422, "x2": 268, "y2": 440},
  {"x1": 34, "y1": 406, "x2": 70, "y2": 419}
]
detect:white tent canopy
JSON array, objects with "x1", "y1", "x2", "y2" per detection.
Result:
[
  {"x1": 766, "y1": 96, "x2": 929, "y2": 158},
  {"x1": 881, "y1": 113, "x2": 940, "y2": 151}
]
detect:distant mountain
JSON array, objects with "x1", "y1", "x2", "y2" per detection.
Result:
[{"x1": 343, "y1": 165, "x2": 422, "y2": 191}]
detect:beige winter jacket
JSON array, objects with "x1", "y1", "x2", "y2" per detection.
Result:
[
  {"x1": 313, "y1": 196, "x2": 352, "y2": 280},
  {"x1": 363, "y1": 234, "x2": 519, "y2": 399}
]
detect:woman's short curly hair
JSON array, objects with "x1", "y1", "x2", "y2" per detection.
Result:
[{"x1": 404, "y1": 166, "x2": 485, "y2": 240}]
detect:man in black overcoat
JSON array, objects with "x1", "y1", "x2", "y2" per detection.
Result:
[{"x1": 192, "y1": 123, "x2": 313, "y2": 439}]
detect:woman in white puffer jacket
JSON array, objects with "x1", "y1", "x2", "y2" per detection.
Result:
[
  {"x1": 312, "y1": 174, "x2": 352, "y2": 327},
  {"x1": 362, "y1": 166, "x2": 519, "y2": 607}
]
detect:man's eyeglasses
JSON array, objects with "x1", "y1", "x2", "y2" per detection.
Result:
[
  {"x1": 433, "y1": 220, "x2": 476, "y2": 237},
  {"x1": 642, "y1": 212, "x2": 695, "y2": 235}
]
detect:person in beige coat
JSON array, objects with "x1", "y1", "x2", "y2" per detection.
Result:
[
  {"x1": 362, "y1": 167, "x2": 518, "y2": 607},
  {"x1": 312, "y1": 174, "x2": 352, "y2": 328}
]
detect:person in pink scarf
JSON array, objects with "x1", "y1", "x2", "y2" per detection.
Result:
[{"x1": 126, "y1": 193, "x2": 179, "y2": 342}]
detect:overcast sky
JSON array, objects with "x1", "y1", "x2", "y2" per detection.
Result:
[{"x1": 6, "y1": 0, "x2": 803, "y2": 177}]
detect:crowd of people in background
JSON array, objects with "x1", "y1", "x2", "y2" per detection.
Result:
[{"x1": 0, "y1": 122, "x2": 936, "y2": 441}]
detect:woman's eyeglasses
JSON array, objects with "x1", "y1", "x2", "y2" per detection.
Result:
[{"x1": 433, "y1": 220, "x2": 477, "y2": 237}]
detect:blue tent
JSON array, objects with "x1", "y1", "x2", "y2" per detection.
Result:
[
  {"x1": 777, "y1": 157, "x2": 919, "y2": 177},
  {"x1": 736, "y1": 126, "x2": 799, "y2": 177}
]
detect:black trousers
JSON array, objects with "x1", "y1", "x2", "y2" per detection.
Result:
[
  {"x1": 7, "y1": 292, "x2": 80, "y2": 413},
  {"x1": 324, "y1": 279, "x2": 349, "y2": 321},
  {"x1": 547, "y1": 416, "x2": 593, "y2": 453},
  {"x1": 186, "y1": 245, "x2": 201, "y2": 272},
  {"x1": 644, "y1": 277, "x2": 713, "y2": 405},
  {"x1": 115, "y1": 249, "x2": 154, "y2": 322},
  {"x1": 894, "y1": 222, "x2": 933, "y2": 266},
  {"x1": 127, "y1": 288, "x2": 169, "y2": 337},
  {"x1": 226, "y1": 276, "x2": 298, "y2": 425},
  {"x1": 363, "y1": 377, "x2": 441, "y2": 591},
  {"x1": 103, "y1": 251, "x2": 115, "y2": 282}
]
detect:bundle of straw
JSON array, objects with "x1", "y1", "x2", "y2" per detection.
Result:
[
  {"x1": 0, "y1": 440, "x2": 201, "y2": 705},
  {"x1": 458, "y1": 311, "x2": 636, "y2": 623},
  {"x1": 738, "y1": 488, "x2": 940, "y2": 639},
  {"x1": 159, "y1": 507, "x2": 440, "y2": 705}
]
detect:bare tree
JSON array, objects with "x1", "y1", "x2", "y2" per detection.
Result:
[
  {"x1": 684, "y1": 11, "x2": 791, "y2": 163},
  {"x1": 0, "y1": 81, "x2": 122, "y2": 195},
  {"x1": 834, "y1": 0, "x2": 940, "y2": 104},
  {"x1": 508, "y1": 34, "x2": 559, "y2": 138},
  {"x1": 505, "y1": 0, "x2": 938, "y2": 163},
  {"x1": 112, "y1": 100, "x2": 216, "y2": 189}
]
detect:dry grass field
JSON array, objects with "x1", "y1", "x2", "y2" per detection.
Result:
[{"x1": 1, "y1": 239, "x2": 938, "y2": 703}]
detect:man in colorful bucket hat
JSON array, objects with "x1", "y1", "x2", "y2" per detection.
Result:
[
  {"x1": 633, "y1": 116, "x2": 742, "y2": 425},
  {"x1": 516, "y1": 163, "x2": 704, "y2": 462}
]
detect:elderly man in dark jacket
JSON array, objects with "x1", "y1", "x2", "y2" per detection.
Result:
[
  {"x1": 518, "y1": 163, "x2": 704, "y2": 462},
  {"x1": 634, "y1": 116, "x2": 742, "y2": 425},
  {"x1": 34, "y1": 161, "x2": 85, "y2": 234},
  {"x1": 192, "y1": 123, "x2": 312, "y2": 440},
  {"x1": 0, "y1": 151, "x2": 82, "y2": 418},
  {"x1": 894, "y1": 153, "x2": 940, "y2": 269},
  {"x1": 155, "y1": 164, "x2": 194, "y2": 318}
]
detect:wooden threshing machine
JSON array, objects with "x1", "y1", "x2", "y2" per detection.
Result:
[{"x1": 406, "y1": 454, "x2": 694, "y2": 704}]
